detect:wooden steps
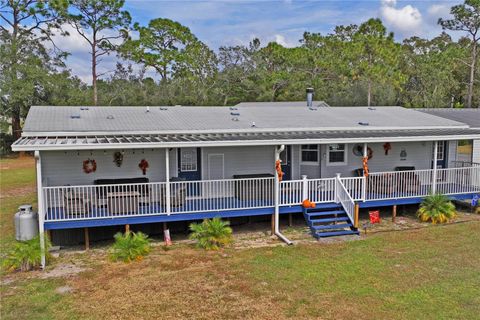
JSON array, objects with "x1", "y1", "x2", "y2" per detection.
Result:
[{"x1": 303, "y1": 204, "x2": 359, "y2": 238}]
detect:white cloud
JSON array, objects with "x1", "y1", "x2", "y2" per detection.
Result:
[
  {"x1": 380, "y1": 1, "x2": 422, "y2": 35},
  {"x1": 274, "y1": 34, "x2": 294, "y2": 47},
  {"x1": 427, "y1": 4, "x2": 451, "y2": 18}
]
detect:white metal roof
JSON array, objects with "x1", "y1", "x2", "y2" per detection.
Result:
[
  {"x1": 22, "y1": 105, "x2": 467, "y2": 136},
  {"x1": 12, "y1": 105, "x2": 480, "y2": 151},
  {"x1": 417, "y1": 109, "x2": 480, "y2": 128}
]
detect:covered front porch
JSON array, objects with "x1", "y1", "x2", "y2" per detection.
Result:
[{"x1": 41, "y1": 164, "x2": 480, "y2": 229}]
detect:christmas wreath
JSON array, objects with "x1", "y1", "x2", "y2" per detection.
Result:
[
  {"x1": 139, "y1": 159, "x2": 149, "y2": 175},
  {"x1": 83, "y1": 159, "x2": 97, "y2": 174}
]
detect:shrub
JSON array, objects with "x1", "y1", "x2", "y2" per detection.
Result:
[
  {"x1": 2, "y1": 236, "x2": 51, "y2": 272},
  {"x1": 417, "y1": 194, "x2": 456, "y2": 224},
  {"x1": 110, "y1": 231, "x2": 151, "y2": 263},
  {"x1": 189, "y1": 217, "x2": 233, "y2": 250}
]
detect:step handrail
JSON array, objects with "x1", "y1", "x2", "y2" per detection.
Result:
[{"x1": 335, "y1": 175, "x2": 356, "y2": 225}]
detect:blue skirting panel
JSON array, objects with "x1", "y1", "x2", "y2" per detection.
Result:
[
  {"x1": 44, "y1": 205, "x2": 303, "y2": 230},
  {"x1": 359, "y1": 193, "x2": 477, "y2": 208}
]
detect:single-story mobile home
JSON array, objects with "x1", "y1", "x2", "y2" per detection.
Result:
[{"x1": 11, "y1": 98, "x2": 480, "y2": 267}]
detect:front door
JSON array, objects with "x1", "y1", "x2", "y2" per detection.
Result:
[
  {"x1": 433, "y1": 141, "x2": 448, "y2": 169},
  {"x1": 280, "y1": 146, "x2": 292, "y2": 180}
]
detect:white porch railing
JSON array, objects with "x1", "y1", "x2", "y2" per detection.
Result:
[
  {"x1": 336, "y1": 175, "x2": 355, "y2": 223},
  {"x1": 42, "y1": 166, "x2": 480, "y2": 222}
]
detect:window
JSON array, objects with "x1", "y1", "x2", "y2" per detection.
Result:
[
  {"x1": 180, "y1": 148, "x2": 198, "y2": 172},
  {"x1": 301, "y1": 145, "x2": 318, "y2": 163},
  {"x1": 436, "y1": 141, "x2": 445, "y2": 161},
  {"x1": 327, "y1": 144, "x2": 347, "y2": 166}
]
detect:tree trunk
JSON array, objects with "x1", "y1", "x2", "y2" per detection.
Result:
[
  {"x1": 11, "y1": 111, "x2": 21, "y2": 140},
  {"x1": 92, "y1": 46, "x2": 97, "y2": 106},
  {"x1": 467, "y1": 42, "x2": 477, "y2": 108},
  {"x1": 367, "y1": 80, "x2": 372, "y2": 107}
]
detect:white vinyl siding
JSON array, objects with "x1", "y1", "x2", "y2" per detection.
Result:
[
  {"x1": 201, "y1": 146, "x2": 274, "y2": 179},
  {"x1": 41, "y1": 149, "x2": 177, "y2": 186},
  {"x1": 319, "y1": 142, "x2": 434, "y2": 178}
]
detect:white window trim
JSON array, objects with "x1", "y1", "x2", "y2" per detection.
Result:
[
  {"x1": 326, "y1": 144, "x2": 348, "y2": 167},
  {"x1": 180, "y1": 148, "x2": 198, "y2": 172},
  {"x1": 300, "y1": 145, "x2": 319, "y2": 165}
]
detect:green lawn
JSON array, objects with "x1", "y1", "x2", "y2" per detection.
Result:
[{"x1": 1, "y1": 157, "x2": 480, "y2": 319}]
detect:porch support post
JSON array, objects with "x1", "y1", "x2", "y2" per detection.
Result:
[
  {"x1": 354, "y1": 203, "x2": 359, "y2": 229},
  {"x1": 84, "y1": 228, "x2": 90, "y2": 250},
  {"x1": 432, "y1": 141, "x2": 438, "y2": 194},
  {"x1": 362, "y1": 143, "x2": 368, "y2": 201},
  {"x1": 35, "y1": 151, "x2": 46, "y2": 269},
  {"x1": 274, "y1": 145, "x2": 292, "y2": 245},
  {"x1": 165, "y1": 149, "x2": 171, "y2": 215}
]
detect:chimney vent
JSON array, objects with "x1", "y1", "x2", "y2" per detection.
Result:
[{"x1": 306, "y1": 88, "x2": 314, "y2": 107}]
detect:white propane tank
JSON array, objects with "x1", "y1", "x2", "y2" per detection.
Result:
[{"x1": 14, "y1": 205, "x2": 39, "y2": 241}]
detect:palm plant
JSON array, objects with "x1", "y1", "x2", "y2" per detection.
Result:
[
  {"x1": 110, "y1": 231, "x2": 151, "y2": 263},
  {"x1": 417, "y1": 194, "x2": 456, "y2": 224},
  {"x1": 189, "y1": 217, "x2": 233, "y2": 250},
  {"x1": 2, "y1": 236, "x2": 51, "y2": 272}
]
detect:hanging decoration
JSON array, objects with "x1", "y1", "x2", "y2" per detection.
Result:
[
  {"x1": 366, "y1": 147, "x2": 373, "y2": 160},
  {"x1": 83, "y1": 159, "x2": 97, "y2": 174},
  {"x1": 383, "y1": 143, "x2": 392, "y2": 155},
  {"x1": 139, "y1": 159, "x2": 149, "y2": 175},
  {"x1": 353, "y1": 144, "x2": 363, "y2": 157},
  {"x1": 354, "y1": 144, "x2": 373, "y2": 159},
  {"x1": 113, "y1": 151, "x2": 124, "y2": 167},
  {"x1": 275, "y1": 160, "x2": 284, "y2": 181},
  {"x1": 362, "y1": 156, "x2": 369, "y2": 177}
]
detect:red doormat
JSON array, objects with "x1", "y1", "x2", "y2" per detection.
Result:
[{"x1": 369, "y1": 210, "x2": 381, "y2": 224}]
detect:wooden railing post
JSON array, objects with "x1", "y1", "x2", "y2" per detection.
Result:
[
  {"x1": 354, "y1": 203, "x2": 359, "y2": 229},
  {"x1": 302, "y1": 175, "x2": 308, "y2": 201},
  {"x1": 335, "y1": 173, "x2": 341, "y2": 203}
]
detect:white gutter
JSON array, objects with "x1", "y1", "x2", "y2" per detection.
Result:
[
  {"x1": 274, "y1": 145, "x2": 293, "y2": 245},
  {"x1": 11, "y1": 134, "x2": 480, "y2": 152}
]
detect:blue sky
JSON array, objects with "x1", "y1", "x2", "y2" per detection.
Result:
[{"x1": 46, "y1": 0, "x2": 460, "y2": 82}]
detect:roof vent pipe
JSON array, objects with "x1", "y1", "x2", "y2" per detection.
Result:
[{"x1": 306, "y1": 87, "x2": 314, "y2": 107}]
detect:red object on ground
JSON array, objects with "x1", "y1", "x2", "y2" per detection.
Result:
[{"x1": 369, "y1": 210, "x2": 381, "y2": 224}]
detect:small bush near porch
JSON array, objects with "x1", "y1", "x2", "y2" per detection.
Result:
[
  {"x1": 417, "y1": 194, "x2": 457, "y2": 224},
  {"x1": 189, "y1": 217, "x2": 233, "y2": 250}
]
